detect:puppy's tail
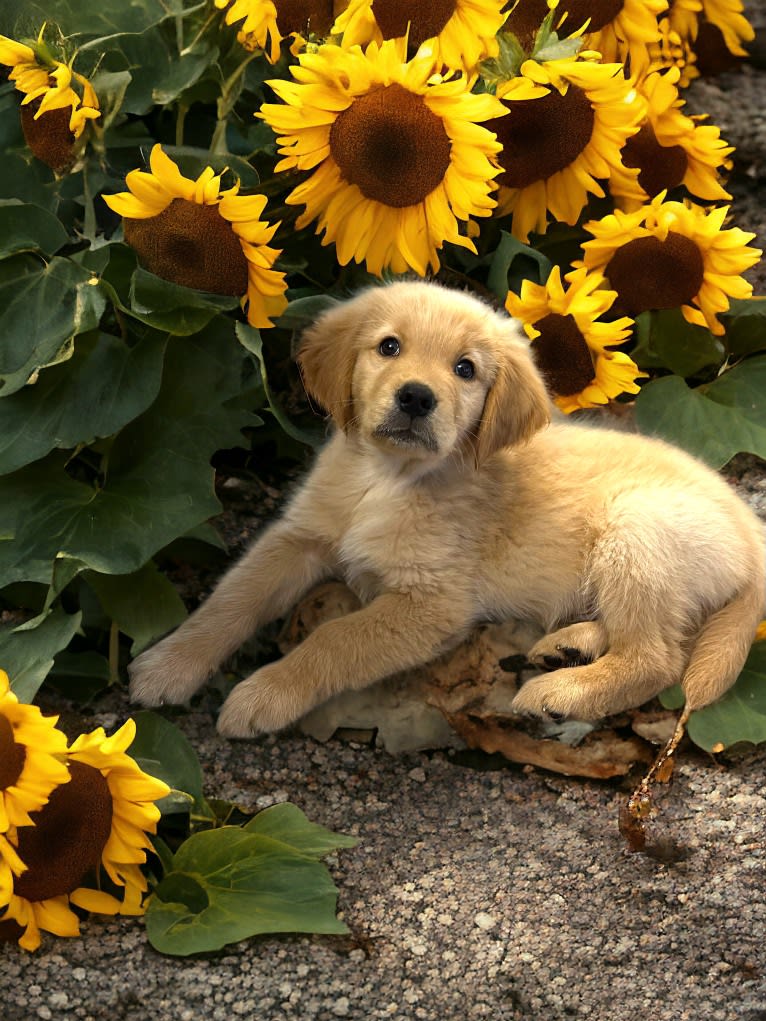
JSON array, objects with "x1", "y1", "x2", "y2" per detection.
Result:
[{"x1": 681, "y1": 576, "x2": 765, "y2": 711}]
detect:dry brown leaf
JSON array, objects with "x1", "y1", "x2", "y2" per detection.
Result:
[{"x1": 280, "y1": 584, "x2": 656, "y2": 778}]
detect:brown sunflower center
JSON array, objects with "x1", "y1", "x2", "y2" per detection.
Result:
[
  {"x1": 694, "y1": 20, "x2": 743, "y2": 76},
  {"x1": 14, "y1": 761, "x2": 113, "y2": 903},
  {"x1": 486, "y1": 85, "x2": 594, "y2": 190},
  {"x1": 123, "y1": 199, "x2": 250, "y2": 296},
  {"x1": 605, "y1": 232, "x2": 705, "y2": 315},
  {"x1": 532, "y1": 313, "x2": 595, "y2": 397},
  {"x1": 274, "y1": 0, "x2": 335, "y2": 36},
  {"x1": 329, "y1": 83, "x2": 452, "y2": 207},
  {"x1": 19, "y1": 99, "x2": 76, "y2": 175},
  {"x1": 0, "y1": 714, "x2": 25, "y2": 791},
  {"x1": 371, "y1": 0, "x2": 457, "y2": 48},
  {"x1": 558, "y1": 0, "x2": 624, "y2": 33},
  {"x1": 621, "y1": 123, "x2": 688, "y2": 197}
]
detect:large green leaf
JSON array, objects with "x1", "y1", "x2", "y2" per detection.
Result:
[
  {"x1": 0, "y1": 202, "x2": 69, "y2": 259},
  {"x1": 0, "y1": 606, "x2": 82, "y2": 703},
  {"x1": 0, "y1": 331, "x2": 167, "y2": 474},
  {"x1": 631, "y1": 309, "x2": 725, "y2": 377},
  {"x1": 88, "y1": 23, "x2": 217, "y2": 116},
  {"x1": 634, "y1": 355, "x2": 766, "y2": 467},
  {"x1": 85, "y1": 561, "x2": 187, "y2": 655},
  {"x1": 0, "y1": 322, "x2": 259, "y2": 583},
  {"x1": 128, "y1": 711, "x2": 214, "y2": 819},
  {"x1": 0, "y1": 255, "x2": 106, "y2": 395},
  {"x1": 488, "y1": 230, "x2": 552, "y2": 302},
  {"x1": 245, "y1": 802, "x2": 358, "y2": 858},
  {"x1": 145, "y1": 821, "x2": 350, "y2": 955},
  {"x1": 17, "y1": 0, "x2": 170, "y2": 40},
  {"x1": 129, "y1": 268, "x2": 241, "y2": 334},
  {"x1": 721, "y1": 296, "x2": 766, "y2": 357},
  {"x1": 660, "y1": 642, "x2": 766, "y2": 752}
]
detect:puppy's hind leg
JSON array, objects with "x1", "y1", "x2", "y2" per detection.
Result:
[{"x1": 513, "y1": 510, "x2": 690, "y2": 721}]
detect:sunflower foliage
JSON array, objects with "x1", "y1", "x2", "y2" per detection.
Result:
[
  {"x1": 0, "y1": 673, "x2": 355, "y2": 953},
  {"x1": 0, "y1": 0, "x2": 764, "y2": 759}
]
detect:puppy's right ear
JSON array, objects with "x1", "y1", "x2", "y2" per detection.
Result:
[{"x1": 297, "y1": 300, "x2": 359, "y2": 430}]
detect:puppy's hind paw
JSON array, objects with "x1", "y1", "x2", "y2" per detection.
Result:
[{"x1": 527, "y1": 621, "x2": 607, "y2": 672}]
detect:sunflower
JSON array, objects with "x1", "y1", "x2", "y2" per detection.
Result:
[
  {"x1": 332, "y1": 0, "x2": 507, "y2": 73},
  {"x1": 0, "y1": 33, "x2": 100, "y2": 173},
  {"x1": 485, "y1": 55, "x2": 643, "y2": 242},
  {"x1": 214, "y1": 0, "x2": 338, "y2": 62},
  {"x1": 647, "y1": 14, "x2": 698, "y2": 85},
  {"x1": 610, "y1": 66, "x2": 732, "y2": 209},
  {"x1": 505, "y1": 266, "x2": 641, "y2": 413},
  {"x1": 668, "y1": 0, "x2": 753, "y2": 57},
  {"x1": 0, "y1": 718, "x2": 169, "y2": 952},
  {"x1": 577, "y1": 193, "x2": 761, "y2": 336},
  {"x1": 258, "y1": 37, "x2": 506, "y2": 275},
  {"x1": 0, "y1": 670, "x2": 69, "y2": 834},
  {"x1": 103, "y1": 145, "x2": 288, "y2": 328},
  {"x1": 503, "y1": 0, "x2": 667, "y2": 74}
]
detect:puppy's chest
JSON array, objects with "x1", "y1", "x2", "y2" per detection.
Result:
[{"x1": 337, "y1": 484, "x2": 467, "y2": 599}]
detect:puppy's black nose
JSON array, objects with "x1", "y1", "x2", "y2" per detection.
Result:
[{"x1": 396, "y1": 381, "x2": 437, "y2": 418}]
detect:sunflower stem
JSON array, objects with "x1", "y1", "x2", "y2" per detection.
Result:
[
  {"x1": 108, "y1": 619, "x2": 120, "y2": 686},
  {"x1": 82, "y1": 161, "x2": 97, "y2": 245},
  {"x1": 210, "y1": 52, "x2": 257, "y2": 153},
  {"x1": 176, "y1": 103, "x2": 188, "y2": 147}
]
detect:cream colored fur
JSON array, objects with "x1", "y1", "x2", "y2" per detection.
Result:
[{"x1": 129, "y1": 281, "x2": 765, "y2": 737}]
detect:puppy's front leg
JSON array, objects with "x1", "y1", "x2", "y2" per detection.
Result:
[
  {"x1": 217, "y1": 592, "x2": 471, "y2": 737},
  {"x1": 129, "y1": 521, "x2": 332, "y2": 708}
]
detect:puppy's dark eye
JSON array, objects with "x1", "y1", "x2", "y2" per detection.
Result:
[
  {"x1": 378, "y1": 336, "x2": 400, "y2": 357},
  {"x1": 454, "y1": 358, "x2": 475, "y2": 380}
]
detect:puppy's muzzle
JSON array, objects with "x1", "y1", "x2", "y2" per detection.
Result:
[{"x1": 373, "y1": 381, "x2": 439, "y2": 452}]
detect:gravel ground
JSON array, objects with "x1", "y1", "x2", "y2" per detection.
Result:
[
  {"x1": 3, "y1": 19, "x2": 766, "y2": 1021},
  {"x1": 3, "y1": 714, "x2": 766, "y2": 1021}
]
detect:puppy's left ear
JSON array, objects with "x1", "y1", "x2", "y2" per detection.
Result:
[
  {"x1": 297, "y1": 299, "x2": 359, "y2": 430},
  {"x1": 475, "y1": 332, "x2": 551, "y2": 463}
]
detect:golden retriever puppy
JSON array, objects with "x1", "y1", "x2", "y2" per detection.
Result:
[{"x1": 129, "y1": 280, "x2": 765, "y2": 737}]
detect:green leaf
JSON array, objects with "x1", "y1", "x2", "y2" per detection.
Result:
[
  {"x1": 129, "y1": 267, "x2": 241, "y2": 335},
  {"x1": 275, "y1": 293, "x2": 338, "y2": 331},
  {"x1": 0, "y1": 143, "x2": 58, "y2": 211},
  {"x1": 145, "y1": 824, "x2": 349, "y2": 955},
  {"x1": 236, "y1": 322, "x2": 322, "y2": 447},
  {"x1": 47, "y1": 649, "x2": 111, "y2": 702},
  {"x1": 129, "y1": 711, "x2": 213, "y2": 820},
  {"x1": 661, "y1": 643, "x2": 766, "y2": 752},
  {"x1": 0, "y1": 323, "x2": 256, "y2": 585},
  {"x1": 487, "y1": 231, "x2": 552, "y2": 302},
  {"x1": 634, "y1": 355, "x2": 766, "y2": 467},
  {"x1": 0, "y1": 202, "x2": 69, "y2": 258},
  {"x1": 0, "y1": 606, "x2": 82, "y2": 703},
  {"x1": 245, "y1": 802, "x2": 357, "y2": 858},
  {"x1": 631, "y1": 309, "x2": 725, "y2": 377},
  {"x1": 0, "y1": 331, "x2": 167, "y2": 474},
  {"x1": 0, "y1": 256, "x2": 106, "y2": 395},
  {"x1": 85, "y1": 561, "x2": 187, "y2": 655},
  {"x1": 721, "y1": 296, "x2": 766, "y2": 357},
  {"x1": 24, "y1": 0, "x2": 169, "y2": 38}
]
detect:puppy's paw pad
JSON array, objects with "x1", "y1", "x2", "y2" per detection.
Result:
[{"x1": 531, "y1": 642, "x2": 592, "y2": 671}]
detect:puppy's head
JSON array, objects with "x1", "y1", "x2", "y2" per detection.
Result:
[{"x1": 298, "y1": 281, "x2": 551, "y2": 466}]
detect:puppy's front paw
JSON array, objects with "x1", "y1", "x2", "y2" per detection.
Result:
[
  {"x1": 216, "y1": 665, "x2": 312, "y2": 739},
  {"x1": 511, "y1": 670, "x2": 594, "y2": 723},
  {"x1": 128, "y1": 637, "x2": 212, "y2": 707}
]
